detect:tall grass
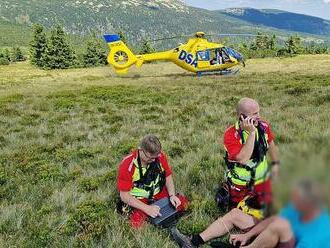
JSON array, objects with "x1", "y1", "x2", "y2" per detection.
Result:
[{"x1": 0, "y1": 55, "x2": 330, "y2": 247}]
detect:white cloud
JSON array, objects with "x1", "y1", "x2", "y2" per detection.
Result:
[{"x1": 324, "y1": 0, "x2": 330, "y2": 3}]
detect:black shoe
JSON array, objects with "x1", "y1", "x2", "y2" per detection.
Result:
[
  {"x1": 169, "y1": 227, "x2": 197, "y2": 248},
  {"x1": 210, "y1": 241, "x2": 240, "y2": 248}
]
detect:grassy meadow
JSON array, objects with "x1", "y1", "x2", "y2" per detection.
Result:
[{"x1": 0, "y1": 55, "x2": 330, "y2": 247}]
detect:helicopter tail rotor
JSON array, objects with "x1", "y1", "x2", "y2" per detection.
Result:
[{"x1": 104, "y1": 34, "x2": 138, "y2": 74}]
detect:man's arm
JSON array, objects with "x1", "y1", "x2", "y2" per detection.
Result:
[
  {"x1": 268, "y1": 141, "x2": 280, "y2": 179},
  {"x1": 268, "y1": 141, "x2": 279, "y2": 162},
  {"x1": 165, "y1": 175, "x2": 176, "y2": 196},
  {"x1": 235, "y1": 130, "x2": 256, "y2": 164},
  {"x1": 119, "y1": 191, "x2": 161, "y2": 218},
  {"x1": 166, "y1": 175, "x2": 181, "y2": 207},
  {"x1": 120, "y1": 191, "x2": 149, "y2": 211},
  {"x1": 244, "y1": 216, "x2": 276, "y2": 239},
  {"x1": 235, "y1": 117, "x2": 256, "y2": 164},
  {"x1": 230, "y1": 216, "x2": 276, "y2": 246}
]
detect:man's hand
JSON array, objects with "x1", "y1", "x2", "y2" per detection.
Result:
[
  {"x1": 241, "y1": 116, "x2": 256, "y2": 133},
  {"x1": 170, "y1": 195, "x2": 181, "y2": 208},
  {"x1": 229, "y1": 233, "x2": 251, "y2": 247},
  {"x1": 145, "y1": 205, "x2": 162, "y2": 218},
  {"x1": 271, "y1": 164, "x2": 280, "y2": 181}
]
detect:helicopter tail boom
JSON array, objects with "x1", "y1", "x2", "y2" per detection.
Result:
[{"x1": 104, "y1": 34, "x2": 139, "y2": 74}]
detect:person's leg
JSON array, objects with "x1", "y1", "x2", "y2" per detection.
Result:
[
  {"x1": 243, "y1": 217, "x2": 294, "y2": 248},
  {"x1": 255, "y1": 179, "x2": 273, "y2": 206},
  {"x1": 129, "y1": 198, "x2": 149, "y2": 229},
  {"x1": 171, "y1": 208, "x2": 256, "y2": 247},
  {"x1": 199, "y1": 208, "x2": 256, "y2": 242},
  {"x1": 176, "y1": 194, "x2": 189, "y2": 212},
  {"x1": 129, "y1": 208, "x2": 149, "y2": 229}
]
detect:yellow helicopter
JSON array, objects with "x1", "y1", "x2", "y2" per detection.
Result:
[{"x1": 103, "y1": 32, "x2": 246, "y2": 76}]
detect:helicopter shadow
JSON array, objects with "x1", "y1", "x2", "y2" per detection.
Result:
[{"x1": 114, "y1": 72, "x2": 195, "y2": 79}]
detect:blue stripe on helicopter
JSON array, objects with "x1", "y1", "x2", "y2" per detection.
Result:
[{"x1": 103, "y1": 34, "x2": 120, "y2": 43}]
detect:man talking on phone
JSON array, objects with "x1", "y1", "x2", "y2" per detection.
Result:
[{"x1": 221, "y1": 97, "x2": 280, "y2": 211}]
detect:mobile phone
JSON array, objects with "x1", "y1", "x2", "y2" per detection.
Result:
[
  {"x1": 240, "y1": 114, "x2": 256, "y2": 125},
  {"x1": 239, "y1": 114, "x2": 248, "y2": 122}
]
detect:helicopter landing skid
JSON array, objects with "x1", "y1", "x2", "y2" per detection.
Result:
[{"x1": 197, "y1": 69, "x2": 240, "y2": 77}]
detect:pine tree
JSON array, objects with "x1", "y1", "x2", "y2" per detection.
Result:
[
  {"x1": 29, "y1": 24, "x2": 48, "y2": 67},
  {"x1": 251, "y1": 33, "x2": 277, "y2": 51},
  {"x1": 11, "y1": 47, "x2": 26, "y2": 62},
  {"x1": 285, "y1": 35, "x2": 304, "y2": 55},
  {"x1": 3, "y1": 48, "x2": 11, "y2": 62},
  {"x1": 0, "y1": 51, "x2": 10, "y2": 65},
  {"x1": 269, "y1": 35, "x2": 277, "y2": 50},
  {"x1": 139, "y1": 39, "x2": 155, "y2": 54},
  {"x1": 82, "y1": 35, "x2": 107, "y2": 67},
  {"x1": 45, "y1": 25, "x2": 76, "y2": 69},
  {"x1": 118, "y1": 31, "x2": 128, "y2": 44}
]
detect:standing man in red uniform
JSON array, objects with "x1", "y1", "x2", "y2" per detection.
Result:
[
  {"x1": 223, "y1": 97, "x2": 280, "y2": 209},
  {"x1": 117, "y1": 134, "x2": 188, "y2": 228}
]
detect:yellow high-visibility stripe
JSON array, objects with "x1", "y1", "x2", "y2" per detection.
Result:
[
  {"x1": 130, "y1": 158, "x2": 165, "y2": 198},
  {"x1": 227, "y1": 122, "x2": 270, "y2": 185}
]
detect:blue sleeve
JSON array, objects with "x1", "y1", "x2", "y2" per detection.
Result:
[{"x1": 279, "y1": 204, "x2": 295, "y2": 220}]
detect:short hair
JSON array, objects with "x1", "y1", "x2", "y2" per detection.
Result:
[
  {"x1": 139, "y1": 135, "x2": 162, "y2": 155},
  {"x1": 295, "y1": 179, "x2": 324, "y2": 208},
  {"x1": 236, "y1": 97, "x2": 259, "y2": 115}
]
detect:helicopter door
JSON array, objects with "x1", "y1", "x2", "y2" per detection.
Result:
[
  {"x1": 196, "y1": 50, "x2": 211, "y2": 68},
  {"x1": 220, "y1": 48, "x2": 232, "y2": 63},
  {"x1": 209, "y1": 49, "x2": 224, "y2": 65}
]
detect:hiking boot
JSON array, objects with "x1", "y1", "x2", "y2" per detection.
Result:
[{"x1": 169, "y1": 227, "x2": 197, "y2": 248}]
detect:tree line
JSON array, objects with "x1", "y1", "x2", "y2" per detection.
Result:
[
  {"x1": 1, "y1": 25, "x2": 329, "y2": 69},
  {"x1": 27, "y1": 24, "x2": 156, "y2": 69},
  {"x1": 0, "y1": 47, "x2": 26, "y2": 65},
  {"x1": 229, "y1": 33, "x2": 329, "y2": 59},
  {"x1": 29, "y1": 24, "x2": 107, "y2": 69}
]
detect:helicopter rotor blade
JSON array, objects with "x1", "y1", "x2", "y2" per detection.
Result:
[
  {"x1": 205, "y1": 33, "x2": 264, "y2": 37},
  {"x1": 146, "y1": 33, "x2": 267, "y2": 43},
  {"x1": 147, "y1": 34, "x2": 192, "y2": 42}
]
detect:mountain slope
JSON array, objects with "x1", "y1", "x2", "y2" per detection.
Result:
[
  {"x1": 0, "y1": 19, "x2": 31, "y2": 47},
  {"x1": 0, "y1": 0, "x2": 264, "y2": 39},
  {"x1": 0, "y1": 0, "x2": 328, "y2": 48},
  {"x1": 220, "y1": 8, "x2": 330, "y2": 36}
]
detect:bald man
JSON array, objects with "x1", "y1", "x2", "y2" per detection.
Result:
[{"x1": 222, "y1": 97, "x2": 280, "y2": 209}]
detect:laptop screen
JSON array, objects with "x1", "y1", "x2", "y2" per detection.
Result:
[{"x1": 149, "y1": 198, "x2": 178, "y2": 225}]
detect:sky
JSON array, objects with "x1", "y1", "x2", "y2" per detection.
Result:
[{"x1": 184, "y1": 0, "x2": 330, "y2": 20}]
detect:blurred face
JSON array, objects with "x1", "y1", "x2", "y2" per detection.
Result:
[
  {"x1": 240, "y1": 103, "x2": 261, "y2": 126},
  {"x1": 139, "y1": 149, "x2": 159, "y2": 164},
  {"x1": 291, "y1": 189, "x2": 311, "y2": 213}
]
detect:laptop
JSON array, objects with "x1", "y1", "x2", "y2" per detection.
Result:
[{"x1": 149, "y1": 197, "x2": 178, "y2": 226}]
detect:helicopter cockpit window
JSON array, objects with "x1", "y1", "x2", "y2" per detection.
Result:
[
  {"x1": 209, "y1": 48, "x2": 231, "y2": 65},
  {"x1": 197, "y1": 50, "x2": 210, "y2": 61},
  {"x1": 223, "y1": 47, "x2": 243, "y2": 61}
]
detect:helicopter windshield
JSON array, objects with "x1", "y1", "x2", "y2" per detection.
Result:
[{"x1": 223, "y1": 47, "x2": 243, "y2": 61}]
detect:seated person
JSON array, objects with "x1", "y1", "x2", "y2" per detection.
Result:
[
  {"x1": 231, "y1": 179, "x2": 330, "y2": 248},
  {"x1": 210, "y1": 50, "x2": 223, "y2": 65},
  {"x1": 172, "y1": 179, "x2": 330, "y2": 248},
  {"x1": 117, "y1": 134, "x2": 188, "y2": 228}
]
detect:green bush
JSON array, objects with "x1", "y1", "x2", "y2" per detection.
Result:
[
  {"x1": 81, "y1": 35, "x2": 107, "y2": 67},
  {"x1": 10, "y1": 46, "x2": 26, "y2": 62},
  {"x1": 63, "y1": 200, "x2": 110, "y2": 241},
  {"x1": 0, "y1": 57, "x2": 10, "y2": 65}
]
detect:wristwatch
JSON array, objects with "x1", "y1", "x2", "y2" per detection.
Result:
[{"x1": 271, "y1": 161, "x2": 280, "y2": 166}]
